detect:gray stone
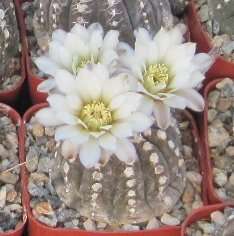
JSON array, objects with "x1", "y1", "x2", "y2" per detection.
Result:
[
  {"x1": 0, "y1": 172, "x2": 19, "y2": 185},
  {"x1": 161, "y1": 213, "x2": 180, "y2": 226},
  {"x1": 208, "y1": 0, "x2": 234, "y2": 36},
  {"x1": 198, "y1": 4, "x2": 209, "y2": 22},
  {"x1": 38, "y1": 215, "x2": 57, "y2": 227},
  {"x1": 208, "y1": 90, "x2": 220, "y2": 108},
  {"x1": 26, "y1": 147, "x2": 39, "y2": 172},
  {"x1": 223, "y1": 41, "x2": 234, "y2": 55}
]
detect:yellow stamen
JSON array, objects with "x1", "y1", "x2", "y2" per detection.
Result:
[
  {"x1": 80, "y1": 101, "x2": 112, "y2": 131},
  {"x1": 144, "y1": 63, "x2": 169, "y2": 86},
  {"x1": 72, "y1": 55, "x2": 96, "y2": 75},
  {"x1": 143, "y1": 63, "x2": 170, "y2": 95}
]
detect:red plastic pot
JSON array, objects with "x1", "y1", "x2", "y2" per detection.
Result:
[
  {"x1": 0, "y1": 0, "x2": 26, "y2": 105},
  {"x1": 19, "y1": 0, "x2": 47, "y2": 105},
  {"x1": 201, "y1": 77, "x2": 234, "y2": 204},
  {"x1": 181, "y1": 203, "x2": 234, "y2": 236},
  {"x1": 0, "y1": 103, "x2": 26, "y2": 236},
  {"x1": 187, "y1": 1, "x2": 234, "y2": 85},
  {"x1": 22, "y1": 104, "x2": 207, "y2": 236}
]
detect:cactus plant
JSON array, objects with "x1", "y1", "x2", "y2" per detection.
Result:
[
  {"x1": 51, "y1": 122, "x2": 186, "y2": 226},
  {"x1": 32, "y1": 0, "x2": 187, "y2": 50},
  {"x1": 0, "y1": 0, "x2": 20, "y2": 82}
]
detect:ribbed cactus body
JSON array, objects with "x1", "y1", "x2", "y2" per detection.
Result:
[
  {"x1": 33, "y1": 0, "x2": 186, "y2": 49},
  {"x1": 51, "y1": 123, "x2": 186, "y2": 226}
]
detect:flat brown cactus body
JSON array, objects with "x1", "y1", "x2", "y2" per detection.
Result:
[
  {"x1": 51, "y1": 122, "x2": 186, "y2": 226},
  {"x1": 32, "y1": 0, "x2": 186, "y2": 50},
  {"x1": 0, "y1": 0, "x2": 20, "y2": 78}
]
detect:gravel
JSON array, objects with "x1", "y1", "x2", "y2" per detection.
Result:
[
  {"x1": 207, "y1": 78, "x2": 234, "y2": 201},
  {"x1": 0, "y1": 113, "x2": 23, "y2": 232},
  {"x1": 186, "y1": 207, "x2": 234, "y2": 236},
  {"x1": 196, "y1": 0, "x2": 234, "y2": 61}
]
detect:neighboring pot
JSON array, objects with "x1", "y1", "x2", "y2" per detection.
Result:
[
  {"x1": 22, "y1": 104, "x2": 206, "y2": 236},
  {"x1": 187, "y1": 1, "x2": 234, "y2": 85},
  {"x1": 181, "y1": 203, "x2": 234, "y2": 236},
  {"x1": 201, "y1": 77, "x2": 234, "y2": 204},
  {"x1": 0, "y1": 0, "x2": 26, "y2": 105},
  {"x1": 0, "y1": 103, "x2": 26, "y2": 236},
  {"x1": 19, "y1": 0, "x2": 47, "y2": 105}
]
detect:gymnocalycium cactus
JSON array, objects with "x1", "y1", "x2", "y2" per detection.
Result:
[
  {"x1": 32, "y1": 0, "x2": 187, "y2": 50},
  {"x1": 34, "y1": 22, "x2": 214, "y2": 228},
  {"x1": 0, "y1": 0, "x2": 20, "y2": 80}
]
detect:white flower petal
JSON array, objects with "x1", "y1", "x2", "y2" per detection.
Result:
[
  {"x1": 165, "y1": 95, "x2": 187, "y2": 109},
  {"x1": 138, "y1": 96, "x2": 154, "y2": 115},
  {"x1": 128, "y1": 112, "x2": 153, "y2": 133},
  {"x1": 66, "y1": 95, "x2": 82, "y2": 111},
  {"x1": 89, "y1": 23, "x2": 104, "y2": 57},
  {"x1": 99, "y1": 133, "x2": 117, "y2": 151},
  {"x1": 103, "y1": 74, "x2": 138, "y2": 103},
  {"x1": 55, "y1": 125, "x2": 89, "y2": 143},
  {"x1": 64, "y1": 32, "x2": 88, "y2": 56},
  {"x1": 111, "y1": 122, "x2": 133, "y2": 138},
  {"x1": 115, "y1": 139, "x2": 138, "y2": 163},
  {"x1": 103, "y1": 30, "x2": 119, "y2": 49},
  {"x1": 169, "y1": 23, "x2": 186, "y2": 45},
  {"x1": 101, "y1": 50, "x2": 118, "y2": 66},
  {"x1": 34, "y1": 56, "x2": 60, "y2": 76},
  {"x1": 56, "y1": 111, "x2": 78, "y2": 125},
  {"x1": 61, "y1": 140, "x2": 78, "y2": 159},
  {"x1": 193, "y1": 53, "x2": 214, "y2": 74},
  {"x1": 76, "y1": 69, "x2": 102, "y2": 102},
  {"x1": 58, "y1": 46, "x2": 73, "y2": 70},
  {"x1": 49, "y1": 41, "x2": 62, "y2": 65},
  {"x1": 35, "y1": 108, "x2": 62, "y2": 126},
  {"x1": 112, "y1": 93, "x2": 142, "y2": 119},
  {"x1": 54, "y1": 69, "x2": 76, "y2": 94},
  {"x1": 79, "y1": 139, "x2": 101, "y2": 168},
  {"x1": 47, "y1": 94, "x2": 67, "y2": 111},
  {"x1": 70, "y1": 24, "x2": 89, "y2": 41},
  {"x1": 154, "y1": 27, "x2": 171, "y2": 57},
  {"x1": 37, "y1": 78, "x2": 56, "y2": 93},
  {"x1": 175, "y1": 89, "x2": 205, "y2": 112},
  {"x1": 153, "y1": 101, "x2": 171, "y2": 130},
  {"x1": 52, "y1": 29, "x2": 67, "y2": 44}
]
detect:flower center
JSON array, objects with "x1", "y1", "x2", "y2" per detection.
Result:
[
  {"x1": 143, "y1": 63, "x2": 170, "y2": 94},
  {"x1": 72, "y1": 55, "x2": 95, "y2": 75},
  {"x1": 80, "y1": 101, "x2": 112, "y2": 132}
]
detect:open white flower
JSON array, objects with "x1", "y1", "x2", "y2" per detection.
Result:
[
  {"x1": 35, "y1": 65, "x2": 153, "y2": 168},
  {"x1": 35, "y1": 23, "x2": 121, "y2": 93},
  {"x1": 121, "y1": 24, "x2": 214, "y2": 129}
]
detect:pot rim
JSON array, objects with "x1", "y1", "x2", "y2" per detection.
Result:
[
  {"x1": 202, "y1": 77, "x2": 234, "y2": 204},
  {"x1": 181, "y1": 202, "x2": 234, "y2": 236},
  {"x1": 22, "y1": 103, "x2": 205, "y2": 234}
]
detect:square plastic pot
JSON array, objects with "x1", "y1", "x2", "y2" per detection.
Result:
[
  {"x1": 187, "y1": 0, "x2": 234, "y2": 85},
  {"x1": 201, "y1": 77, "x2": 234, "y2": 204},
  {"x1": 20, "y1": 0, "x2": 47, "y2": 105},
  {"x1": 0, "y1": 0, "x2": 26, "y2": 105},
  {"x1": 21, "y1": 103, "x2": 207, "y2": 236},
  {"x1": 181, "y1": 203, "x2": 234, "y2": 236},
  {"x1": 0, "y1": 103, "x2": 27, "y2": 236}
]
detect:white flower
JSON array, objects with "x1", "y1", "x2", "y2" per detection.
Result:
[
  {"x1": 121, "y1": 24, "x2": 214, "y2": 129},
  {"x1": 35, "y1": 23, "x2": 121, "y2": 93},
  {"x1": 35, "y1": 65, "x2": 153, "y2": 168}
]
